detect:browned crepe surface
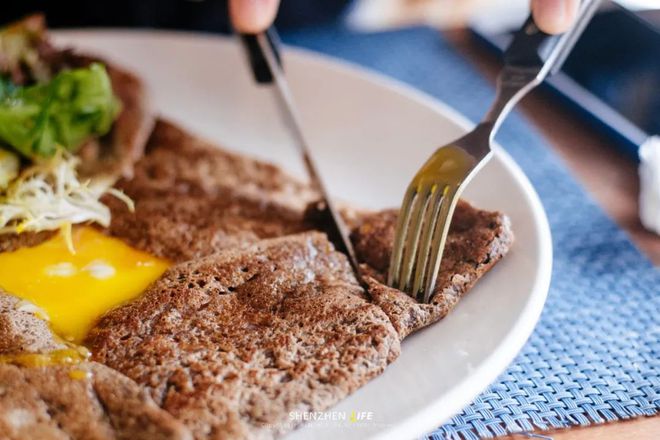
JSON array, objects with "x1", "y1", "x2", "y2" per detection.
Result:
[
  {"x1": 0, "y1": 293, "x2": 191, "y2": 440},
  {"x1": 105, "y1": 120, "x2": 316, "y2": 263},
  {"x1": 86, "y1": 233, "x2": 399, "y2": 439},
  {"x1": 352, "y1": 205, "x2": 513, "y2": 338},
  {"x1": 0, "y1": 115, "x2": 512, "y2": 440}
]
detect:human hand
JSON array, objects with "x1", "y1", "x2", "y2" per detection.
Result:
[
  {"x1": 229, "y1": 0, "x2": 280, "y2": 34},
  {"x1": 531, "y1": 0, "x2": 579, "y2": 34}
]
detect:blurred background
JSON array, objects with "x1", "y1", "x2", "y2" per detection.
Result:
[
  {"x1": 2, "y1": 0, "x2": 658, "y2": 158},
  {"x1": 3, "y1": 0, "x2": 659, "y2": 32}
]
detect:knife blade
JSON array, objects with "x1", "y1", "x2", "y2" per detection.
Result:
[{"x1": 239, "y1": 29, "x2": 363, "y2": 281}]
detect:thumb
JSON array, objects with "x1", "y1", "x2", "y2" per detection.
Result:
[
  {"x1": 531, "y1": 0, "x2": 579, "y2": 34},
  {"x1": 229, "y1": 0, "x2": 281, "y2": 34}
]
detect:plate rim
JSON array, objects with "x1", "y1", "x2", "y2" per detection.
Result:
[{"x1": 54, "y1": 29, "x2": 554, "y2": 439}]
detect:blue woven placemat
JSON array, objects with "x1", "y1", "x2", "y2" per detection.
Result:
[{"x1": 283, "y1": 25, "x2": 660, "y2": 438}]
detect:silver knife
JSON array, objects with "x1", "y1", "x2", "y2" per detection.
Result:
[{"x1": 239, "y1": 29, "x2": 362, "y2": 280}]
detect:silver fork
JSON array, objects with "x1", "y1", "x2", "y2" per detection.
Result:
[{"x1": 388, "y1": 0, "x2": 601, "y2": 303}]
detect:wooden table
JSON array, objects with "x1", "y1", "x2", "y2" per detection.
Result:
[{"x1": 444, "y1": 29, "x2": 660, "y2": 440}]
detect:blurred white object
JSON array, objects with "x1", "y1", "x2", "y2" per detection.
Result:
[
  {"x1": 639, "y1": 136, "x2": 660, "y2": 235},
  {"x1": 348, "y1": 0, "x2": 528, "y2": 30},
  {"x1": 616, "y1": 0, "x2": 660, "y2": 9}
]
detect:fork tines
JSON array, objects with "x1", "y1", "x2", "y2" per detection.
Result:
[{"x1": 388, "y1": 182, "x2": 460, "y2": 304}]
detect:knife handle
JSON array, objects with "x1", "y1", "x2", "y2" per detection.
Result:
[
  {"x1": 240, "y1": 27, "x2": 282, "y2": 84},
  {"x1": 504, "y1": 0, "x2": 601, "y2": 75}
]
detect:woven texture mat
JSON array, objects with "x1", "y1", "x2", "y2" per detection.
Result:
[{"x1": 284, "y1": 26, "x2": 660, "y2": 438}]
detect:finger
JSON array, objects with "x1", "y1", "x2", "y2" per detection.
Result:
[
  {"x1": 531, "y1": 0, "x2": 579, "y2": 34},
  {"x1": 229, "y1": 0, "x2": 281, "y2": 34}
]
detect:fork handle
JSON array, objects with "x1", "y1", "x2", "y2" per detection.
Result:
[
  {"x1": 240, "y1": 27, "x2": 283, "y2": 84},
  {"x1": 484, "y1": 0, "x2": 601, "y2": 133},
  {"x1": 503, "y1": 16, "x2": 560, "y2": 69},
  {"x1": 504, "y1": 0, "x2": 601, "y2": 76}
]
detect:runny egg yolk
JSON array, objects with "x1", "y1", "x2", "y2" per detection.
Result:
[{"x1": 0, "y1": 227, "x2": 169, "y2": 344}]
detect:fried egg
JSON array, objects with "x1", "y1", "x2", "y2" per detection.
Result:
[{"x1": 0, "y1": 227, "x2": 169, "y2": 343}]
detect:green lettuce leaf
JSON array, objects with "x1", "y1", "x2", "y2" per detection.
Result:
[{"x1": 0, "y1": 63, "x2": 120, "y2": 159}]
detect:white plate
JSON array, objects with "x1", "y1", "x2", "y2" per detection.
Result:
[{"x1": 55, "y1": 30, "x2": 552, "y2": 440}]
